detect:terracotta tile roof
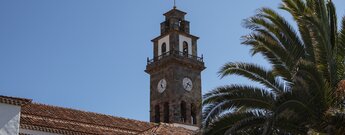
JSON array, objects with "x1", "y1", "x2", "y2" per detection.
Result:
[
  {"x1": 0, "y1": 95, "x2": 32, "y2": 106},
  {"x1": 20, "y1": 103, "x2": 156, "y2": 135},
  {"x1": 139, "y1": 123, "x2": 196, "y2": 135},
  {"x1": 19, "y1": 102, "x2": 197, "y2": 135}
]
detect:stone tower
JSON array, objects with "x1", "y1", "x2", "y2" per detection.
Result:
[{"x1": 145, "y1": 7, "x2": 205, "y2": 127}]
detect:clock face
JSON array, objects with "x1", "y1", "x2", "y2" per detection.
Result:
[
  {"x1": 182, "y1": 77, "x2": 193, "y2": 91},
  {"x1": 157, "y1": 79, "x2": 167, "y2": 93}
]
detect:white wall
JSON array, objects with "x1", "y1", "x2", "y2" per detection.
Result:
[
  {"x1": 158, "y1": 35, "x2": 170, "y2": 56},
  {"x1": 172, "y1": 123, "x2": 199, "y2": 131},
  {"x1": 0, "y1": 103, "x2": 21, "y2": 135},
  {"x1": 179, "y1": 35, "x2": 192, "y2": 55}
]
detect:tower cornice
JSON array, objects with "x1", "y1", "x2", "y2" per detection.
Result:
[
  {"x1": 163, "y1": 8, "x2": 187, "y2": 17},
  {"x1": 145, "y1": 53, "x2": 205, "y2": 74},
  {"x1": 151, "y1": 30, "x2": 199, "y2": 43}
]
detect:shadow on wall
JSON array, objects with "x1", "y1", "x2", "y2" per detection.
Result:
[{"x1": 0, "y1": 103, "x2": 21, "y2": 135}]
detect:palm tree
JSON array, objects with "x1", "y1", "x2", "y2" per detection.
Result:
[{"x1": 202, "y1": 0, "x2": 345, "y2": 134}]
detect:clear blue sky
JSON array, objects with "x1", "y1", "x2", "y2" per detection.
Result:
[{"x1": 1, "y1": 1, "x2": 345, "y2": 121}]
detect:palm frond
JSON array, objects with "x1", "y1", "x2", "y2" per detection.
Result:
[
  {"x1": 202, "y1": 85, "x2": 277, "y2": 131},
  {"x1": 219, "y1": 62, "x2": 285, "y2": 95},
  {"x1": 280, "y1": 0, "x2": 316, "y2": 63},
  {"x1": 202, "y1": 0, "x2": 345, "y2": 134},
  {"x1": 204, "y1": 111, "x2": 266, "y2": 135},
  {"x1": 259, "y1": 8, "x2": 305, "y2": 61},
  {"x1": 274, "y1": 117, "x2": 308, "y2": 134},
  {"x1": 337, "y1": 16, "x2": 345, "y2": 80},
  {"x1": 224, "y1": 113, "x2": 267, "y2": 135},
  {"x1": 332, "y1": 113, "x2": 345, "y2": 134},
  {"x1": 243, "y1": 11, "x2": 303, "y2": 72},
  {"x1": 203, "y1": 85, "x2": 275, "y2": 110}
]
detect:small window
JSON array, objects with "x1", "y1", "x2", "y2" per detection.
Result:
[
  {"x1": 155, "y1": 105, "x2": 160, "y2": 123},
  {"x1": 183, "y1": 41, "x2": 188, "y2": 56},
  {"x1": 164, "y1": 102, "x2": 169, "y2": 123},
  {"x1": 180, "y1": 101, "x2": 187, "y2": 122},
  {"x1": 178, "y1": 20, "x2": 182, "y2": 30},
  {"x1": 173, "y1": 21, "x2": 180, "y2": 30},
  {"x1": 162, "y1": 43, "x2": 167, "y2": 55},
  {"x1": 191, "y1": 103, "x2": 197, "y2": 125}
]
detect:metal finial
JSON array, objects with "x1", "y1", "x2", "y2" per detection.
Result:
[{"x1": 173, "y1": 0, "x2": 176, "y2": 9}]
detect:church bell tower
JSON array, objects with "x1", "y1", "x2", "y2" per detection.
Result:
[{"x1": 145, "y1": 7, "x2": 205, "y2": 127}]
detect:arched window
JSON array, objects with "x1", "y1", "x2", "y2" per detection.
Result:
[
  {"x1": 164, "y1": 102, "x2": 169, "y2": 123},
  {"x1": 191, "y1": 103, "x2": 197, "y2": 125},
  {"x1": 161, "y1": 43, "x2": 167, "y2": 55},
  {"x1": 155, "y1": 105, "x2": 160, "y2": 123},
  {"x1": 180, "y1": 101, "x2": 187, "y2": 122},
  {"x1": 183, "y1": 41, "x2": 188, "y2": 56}
]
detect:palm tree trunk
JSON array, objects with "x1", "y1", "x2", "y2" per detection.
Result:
[{"x1": 262, "y1": 119, "x2": 273, "y2": 135}]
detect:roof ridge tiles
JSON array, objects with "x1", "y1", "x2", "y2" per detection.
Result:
[{"x1": 0, "y1": 95, "x2": 32, "y2": 106}]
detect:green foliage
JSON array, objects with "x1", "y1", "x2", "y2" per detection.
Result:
[{"x1": 202, "y1": 0, "x2": 345, "y2": 134}]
